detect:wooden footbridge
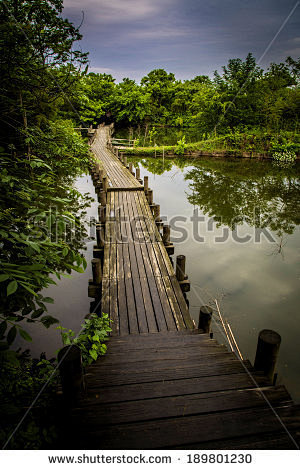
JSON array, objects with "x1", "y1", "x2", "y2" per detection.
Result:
[{"x1": 60, "y1": 126, "x2": 300, "y2": 450}]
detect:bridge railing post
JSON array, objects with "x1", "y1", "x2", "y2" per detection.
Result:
[
  {"x1": 58, "y1": 345, "x2": 84, "y2": 403},
  {"x1": 144, "y1": 176, "x2": 148, "y2": 193},
  {"x1": 254, "y1": 329, "x2": 281, "y2": 381},
  {"x1": 102, "y1": 176, "x2": 108, "y2": 193},
  {"x1": 198, "y1": 306, "x2": 213, "y2": 333}
]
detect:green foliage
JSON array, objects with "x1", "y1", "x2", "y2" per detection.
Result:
[
  {"x1": 148, "y1": 126, "x2": 158, "y2": 144},
  {"x1": 175, "y1": 135, "x2": 186, "y2": 155},
  {"x1": 0, "y1": 123, "x2": 91, "y2": 346},
  {"x1": 0, "y1": 1, "x2": 91, "y2": 347},
  {"x1": 73, "y1": 55, "x2": 299, "y2": 137},
  {"x1": 0, "y1": 313, "x2": 111, "y2": 449},
  {"x1": 0, "y1": 0, "x2": 88, "y2": 146},
  {"x1": 272, "y1": 150, "x2": 297, "y2": 166},
  {"x1": 185, "y1": 157, "x2": 300, "y2": 235},
  {"x1": 58, "y1": 313, "x2": 112, "y2": 366},
  {"x1": 0, "y1": 350, "x2": 58, "y2": 449}
]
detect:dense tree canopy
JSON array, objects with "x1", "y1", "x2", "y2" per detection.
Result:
[
  {"x1": 0, "y1": 0, "x2": 90, "y2": 348},
  {"x1": 70, "y1": 54, "x2": 299, "y2": 136}
]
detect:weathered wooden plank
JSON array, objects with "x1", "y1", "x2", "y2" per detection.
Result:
[
  {"x1": 139, "y1": 276, "x2": 158, "y2": 333},
  {"x1": 72, "y1": 387, "x2": 291, "y2": 426},
  {"x1": 117, "y1": 278, "x2": 128, "y2": 336},
  {"x1": 169, "y1": 275, "x2": 195, "y2": 329},
  {"x1": 154, "y1": 276, "x2": 177, "y2": 331},
  {"x1": 90, "y1": 351, "x2": 237, "y2": 372},
  {"x1": 86, "y1": 357, "x2": 249, "y2": 387},
  {"x1": 91, "y1": 344, "x2": 231, "y2": 364},
  {"x1": 84, "y1": 373, "x2": 269, "y2": 404},
  {"x1": 162, "y1": 276, "x2": 186, "y2": 330},
  {"x1": 109, "y1": 280, "x2": 119, "y2": 335},
  {"x1": 125, "y1": 276, "x2": 139, "y2": 334},
  {"x1": 101, "y1": 279, "x2": 110, "y2": 317},
  {"x1": 74, "y1": 404, "x2": 300, "y2": 449}
]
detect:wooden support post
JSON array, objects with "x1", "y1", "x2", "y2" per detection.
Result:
[
  {"x1": 176, "y1": 255, "x2": 190, "y2": 292},
  {"x1": 100, "y1": 190, "x2": 106, "y2": 206},
  {"x1": 123, "y1": 156, "x2": 127, "y2": 167},
  {"x1": 162, "y1": 225, "x2": 170, "y2": 245},
  {"x1": 198, "y1": 306, "x2": 213, "y2": 333},
  {"x1": 147, "y1": 189, "x2": 153, "y2": 205},
  {"x1": 91, "y1": 258, "x2": 102, "y2": 285},
  {"x1": 120, "y1": 153, "x2": 124, "y2": 163},
  {"x1": 163, "y1": 225, "x2": 174, "y2": 255},
  {"x1": 176, "y1": 255, "x2": 185, "y2": 281},
  {"x1": 98, "y1": 205, "x2": 106, "y2": 224},
  {"x1": 94, "y1": 224, "x2": 105, "y2": 258},
  {"x1": 95, "y1": 181, "x2": 102, "y2": 195},
  {"x1": 96, "y1": 224, "x2": 105, "y2": 248},
  {"x1": 136, "y1": 168, "x2": 140, "y2": 180},
  {"x1": 116, "y1": 148, "x2": 119, "y2": 159},
  {"x1": 102, "y1": 176, "x2": 108, "y2": 193},
  {"x1": 144, "y1": 176, "x2": 148, "y2": 193},
  {"x1": 153, "y1": 204, "x2": 160, "y2": 220},
  {"x1": 153, "y1": 204, "x2": 163, "y2": 228},
  {"x1": 129, "y1": 162, "x2": 133, "y2": 174},
  {"x1": 99, "y1": 169, "x2": 103, "y2": 181},
  {"x1": 58, "y1": 345, "x2": 84, "y2": 402},
  {"x1": 254, "y1": 329, "x2": 281, "y2": 381}
]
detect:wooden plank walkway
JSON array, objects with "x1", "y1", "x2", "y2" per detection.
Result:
[
  {"x1": 91, "y1": 127, "x2": 194, "y2": 335},
  {"x1": 91, "y1": 127, "x2": 141, "y2": 189},
  {"x1": 65, "y1": 332, "x2": 300, "y2": 449},
  {"x1": 63, "y1": 127, "x2": 300, "y2": 450}
]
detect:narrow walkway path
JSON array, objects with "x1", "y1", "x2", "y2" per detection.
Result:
[
  {"x1": 91, "y1": 127, "x2": 194, "y2": 334},
  {"x1": 64, "y1": 127, "x2": 300, "y2": 450}
]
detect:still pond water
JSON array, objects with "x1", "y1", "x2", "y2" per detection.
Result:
[{"x1": 21, "y1": 156, "x2": 300, "y2": 403}]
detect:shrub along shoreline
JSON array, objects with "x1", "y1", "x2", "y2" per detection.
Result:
[{"x1": 120, "y1": 132, "x2": 300, "y2": 160}]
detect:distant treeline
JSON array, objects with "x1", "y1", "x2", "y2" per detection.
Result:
[{"x1": 66, "y1": 54, "x2": 300, "y2": 135}]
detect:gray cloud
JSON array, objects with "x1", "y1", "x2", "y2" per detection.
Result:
[{"x1": 63, "y1": 0, "x2": 300, "y2": 82}]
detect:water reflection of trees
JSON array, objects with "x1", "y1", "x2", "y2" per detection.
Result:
[
  {"x1": 130, "y1": 157, "x2": 173, "y2": 175},
  {"x1": 185, "y1": 159, "x2": 300, "y2": 235}
]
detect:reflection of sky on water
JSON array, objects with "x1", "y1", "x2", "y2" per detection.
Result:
[{"x1": 137, "y1": 159, "x2": 300, "y2": 402}]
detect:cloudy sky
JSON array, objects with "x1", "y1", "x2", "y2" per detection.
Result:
[{"x1": 63, "y1": 0, "x2": 300, "y2": 82}]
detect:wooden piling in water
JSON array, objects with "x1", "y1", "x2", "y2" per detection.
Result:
[
  {"x1": 176, "y1": 255, "x2": 186, "y2": 282},
  {"x1": 58, "y1": 345, "x2": 84, "y2": 403},
  {"x1": 136, "y1": 168, "x2": 140, "y2": 180},
  {"x1": 98, "y1": 205, "x2": 106, "y2": 224},
  {"x1": 144, "y1": 176, "x2": 148, "y2": 193},
  {"x1": 153, "y1": 204, "x2": 160, "y2": 221},
  {"x1": 100, "y1": 190, "x2": 106, "y2": 206},
  {"x1": 162, "y1": 224, "x2": 170, "y2": 245},
  {"x1": 198, "y1": 306, "x2": 213, "y2": 333},
  {"x1": 163, "y1": 224, "x2": 174, "y2": 255},
  {"x1": 147, "y1": 189, "x2": 153, "y2": 205},
  {"x1": 176, "y1": 255, "x2": 190, "y2": 292},
  {"x1": 96, "y1": 224, "x2": 105, "y2": 249},
  {"x1": 91, "y1": 258, "x2": 102, "y2": 285},
  {"x1": 102, "y1": 176, "x2": 108, "y2": 193},
  {"x1": 254, "y1": 329, "x2": 281, "y2": 381}
]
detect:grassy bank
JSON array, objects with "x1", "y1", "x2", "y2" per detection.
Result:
[{"x1": 121, "y1": 131, "x2": 300, "y2": 158}]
